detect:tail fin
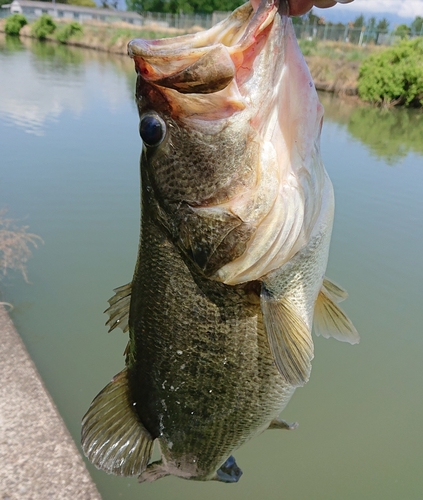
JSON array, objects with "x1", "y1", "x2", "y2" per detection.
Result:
[{"x1": 81, "y1": 369, "x2": 154, "y2": 477}]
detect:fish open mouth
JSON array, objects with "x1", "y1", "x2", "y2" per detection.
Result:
[
  {"x1": 128, "y1": 1, "x2": 288, "y2": 101},
  {"x1": 128, "y1": 0, "x2": 326, "y2": 286}
]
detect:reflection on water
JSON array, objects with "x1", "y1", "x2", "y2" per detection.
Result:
[
  {"x1": 3, "y1": 33, "x2": 25, "y2": 52},
  {"x1": 320, "y1": 92, "x2": 423, "y2": 164},
  {"x1": 0, "y1": 35, "x2": 135, "y2": 136},
  {"x1": 1, "y1": 39, "x2": 423, "y2": 500}
]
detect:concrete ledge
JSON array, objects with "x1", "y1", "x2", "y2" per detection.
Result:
[{"x1": 0, "y1": 304, "x2": 101, "y2": 500}]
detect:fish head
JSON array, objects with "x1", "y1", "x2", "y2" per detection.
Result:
[{"x1": 129, "y1": 0, "x2": 327, "y2": 284}]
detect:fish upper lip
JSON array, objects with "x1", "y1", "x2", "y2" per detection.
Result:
[{"x1": 127, "y1": 1, "x2": 281, "y2": 86}]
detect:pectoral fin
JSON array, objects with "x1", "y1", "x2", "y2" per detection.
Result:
[
  {"x1": 268, "y1": 418, "x2": 299, "y2": 430},
  {"x1": 314, "y1": 278, "x2": 360, "y2": 344},
  {"x1": 261, "y1": 287, "x2": 314, "y2": 387},
  {"x1": 81, "y1": 369, "x2": 153, "y2": 477},
  {"x1": 105, "y1": 282, "x2": 131, "y2": 333}
]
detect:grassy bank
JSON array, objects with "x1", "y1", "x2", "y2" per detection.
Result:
[
  {"x1": 299, "y1": 39, "x2": 383, "y2": 96},
  {"x1": 0, "y1": 17, "x2": 199, "y2": 55},
  {"x1": 0, "y1": 16, "x2": 384, "y2": 98}
]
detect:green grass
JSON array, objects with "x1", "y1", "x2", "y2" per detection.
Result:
[
  {"x1": 107, "y1": 27, "x2": 177, "y2": 45},
  {"x1": 298, "y1": 39, "x2": 381, "y2": 62}
]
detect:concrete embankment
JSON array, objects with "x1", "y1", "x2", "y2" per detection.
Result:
[{"x1": 0, "y1": 305, "x2": 101, "y2": 500}]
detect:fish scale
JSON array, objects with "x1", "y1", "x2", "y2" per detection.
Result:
[
  {"x1": 81, "y1": 0, "x2": 358, "y2": 484},
  {"x1": 128, "y1": 208, "x2": 291, "y2": 471}
]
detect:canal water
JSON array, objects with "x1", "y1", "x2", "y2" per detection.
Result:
[{"x1": 1, "y1": 35, "x2": 422, "y2": 500}]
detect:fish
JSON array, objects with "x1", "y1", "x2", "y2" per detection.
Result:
[{"x1": 81, "y1": 0, "x2": 359, "y2": 484}]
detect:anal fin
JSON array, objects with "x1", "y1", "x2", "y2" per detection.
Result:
[
  {"x1": 214, "y1": 455, "x2": 243, "y2": 483},
  {"x1": 261, "y1": 287, "x2": 314, "y2": 387},
  {"x1": 105, "y1": 282, "x2": 131, "y2": 333},
  {"x1": 81, "y1": 369, "x2": 153, "y2": 476},
  {"x1": 314, "y1": 278, "x2": 360, "y2": 345}
]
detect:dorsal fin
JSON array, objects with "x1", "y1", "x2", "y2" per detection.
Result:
[
  {"x1": 314, "y1": 278, "x2": 360, "y2": 344},
  {"x1": 105, "y1": 283, "x2": 131, "y2": 333},
  {"x1": 261, "y1": 287, "x2": 314, "y2": 387},
  {"x1": 81, "y1": 369, "x2": 154, "y2": 477}
]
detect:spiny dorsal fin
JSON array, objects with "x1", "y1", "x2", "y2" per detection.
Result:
[
  {"x1": 314, "y1": 281, "x2": 360, "y2": 345},
  {"x1": 322, "y1": 277, "x2": 348, "y2": 303},
  {"x1": 81, "y1": 369, "x2": 154, "y2": 477},
  {"x1": 105, "y1": 282, "x2": 131, "y2": 333},
  {"x1": 261, "y1": 288, "x2": 314, "y2": 387}
]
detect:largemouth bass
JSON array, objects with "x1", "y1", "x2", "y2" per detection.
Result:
[{"x1": 81, "y1": 0, "x2": 359, "y2": 483}]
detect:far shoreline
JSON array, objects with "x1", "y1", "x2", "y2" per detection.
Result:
[{"x1": 0, "y1": 17, "x2": 364, "y2": 97}]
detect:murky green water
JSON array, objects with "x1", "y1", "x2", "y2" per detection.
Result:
[{"x1": 1, "y1": 36, "x2": 422, "y2": 500}]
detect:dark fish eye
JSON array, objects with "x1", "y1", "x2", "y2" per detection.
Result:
[{"x1": 139, "y1": 113, "x2": 166, "y2": 147}]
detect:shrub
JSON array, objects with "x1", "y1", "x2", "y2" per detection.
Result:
[
  {"x1": 4, "y1": 13, "x2": 27, "y2": 36},
  {"x1": 358, "y1": 38, "x2": 423, "y2": 107},
  {"x1": 55, "y1": 22, "x2": 83, "y2": 44},
  {"x1": 0, "y1": 210, "x2": 43, "y2": 283},
  {"x1": 31, "y1": 14, "x2": 56, "y2": 40}
]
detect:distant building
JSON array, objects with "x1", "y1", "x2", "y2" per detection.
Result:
[{"x1": 1, "y1": 0, "x2": 144, "y2": 24}]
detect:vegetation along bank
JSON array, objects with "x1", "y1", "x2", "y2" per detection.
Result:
[{"x1": 1, "y1": 13, "x2": 422, "y2": 108}]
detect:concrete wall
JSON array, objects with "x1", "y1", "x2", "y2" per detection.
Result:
[{"x1": 0, "y1": 304, "x2": 101, "y2": 500}]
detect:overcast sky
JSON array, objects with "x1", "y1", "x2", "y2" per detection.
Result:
[{"x1": 315, "y1": 0, "x2": 423, "y2": 21}]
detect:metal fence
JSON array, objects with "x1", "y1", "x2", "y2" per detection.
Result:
[
  {"x1": 134, "y1": 11, "x2": 233, "y2": 30},
  {"x1": 292, "y1": 22, "x2": 422, "y2": 46},
  {"x1": 2, "y1": 4, "x2": 422, "y2": 45},
  {"x1": 133, "y1": 13, "x2": 422, "y2": 45}
]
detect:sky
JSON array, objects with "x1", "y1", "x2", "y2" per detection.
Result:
[
  {"x1": 314, "y1": 0, "x2": 423, "y2": 24},
  {"x1": 111, "y1": 0, "x2": 423, "y2": 25}
]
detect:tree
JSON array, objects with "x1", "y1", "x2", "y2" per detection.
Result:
[
  {"x1": 376, "y1": 18, "x2": 389, "y2": 33},
  {"x1": 306, "y1": 8, "x2": 320, "y2": 25},
  {"x1": 291, "y1": 16, "x2": 303, "y2": 25},
  {"x1": 353, "y1": 14, "x2": 364, "y2": 29},
  {"x1": 394, "y1": 24, "x2": 411, "y2": 39},
  {"x1": 367, "y1": 17, "x2": 376, "y2": 31},
  {"x1": 19, "y1": 0, "x2": 96, "y2": 3},
  {"x1": 411, "y1": 16, "x2": 423, "y2": 35},
  {"x1": 164, "y1": 0, "x2": 194, "y2": 14},
  {"x1": 126, "y1": 0, "x2": 244, "y2": 14},
  {"x1": 69, "y1": 0, "x2": 97, "y2": 6}
]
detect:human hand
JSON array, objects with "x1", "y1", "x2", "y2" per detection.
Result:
[
  {"x1": 249, "y1": 0, "x2": 354, "y2": 16},
  {"x1": 288, "y1": 0, "x2": 354, "y2": 16}
]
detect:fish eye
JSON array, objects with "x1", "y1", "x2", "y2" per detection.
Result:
[{"x1": 139, "y1": 113, "x2": 166, "y2": 147}]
